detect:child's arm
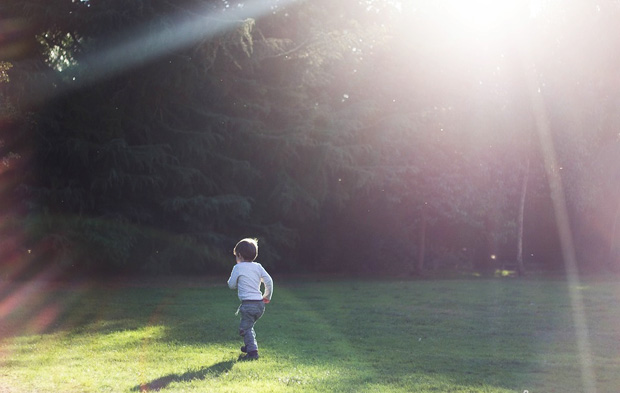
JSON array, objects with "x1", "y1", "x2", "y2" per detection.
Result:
[
  {"x1": 227, "y1": 265, "x2": 239, "y2": 289},
  {"x1": 261, "y1": 268, "x2": 273, "y2": 302}
]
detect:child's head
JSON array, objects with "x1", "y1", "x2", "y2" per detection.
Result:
[{"x1": 233, "y1": 238, "x2": 258, "y2": 262}]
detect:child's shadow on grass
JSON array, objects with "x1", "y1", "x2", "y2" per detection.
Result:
[{"x1": 132, "y1": 360, "x2": 234, "y2": 392}]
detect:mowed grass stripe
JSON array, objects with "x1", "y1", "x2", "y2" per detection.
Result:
[{"x1": 0, "y1": 277, "x2": 618, "y2": 392}]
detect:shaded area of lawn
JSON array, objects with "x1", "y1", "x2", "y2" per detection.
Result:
[
  {"x1": 0, "y1": 276, "x2": 619, "y2": 392},
  {"x1": 261, "y1": 279, "x2": 565, "y2": 391},
  {"x1": 132, "y1": 360, "x2": 235, "y2": 392}
]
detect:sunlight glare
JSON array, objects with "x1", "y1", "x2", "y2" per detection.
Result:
[
  {"x1": 438, "y1": 0, "x2": 526, "y2": 37},
  {"x1": 446, "y1": 0, "x2": 508, "y2": 34}
]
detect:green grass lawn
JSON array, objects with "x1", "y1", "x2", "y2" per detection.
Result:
[{"x1": 1, "y1": 275, "x2": 619, "y2": 392}]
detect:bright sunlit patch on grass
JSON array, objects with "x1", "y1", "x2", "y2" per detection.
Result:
[
  {"x1": 103, "y1": 324, "x2": 166, "y2": 346},
  {"x1": 495, "y1": 269, "x2": 517, "y2": 278}
]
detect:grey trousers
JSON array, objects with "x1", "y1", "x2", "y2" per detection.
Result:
[{"x1": 238, "y1": 300, "x2": 265, "y2": 353}]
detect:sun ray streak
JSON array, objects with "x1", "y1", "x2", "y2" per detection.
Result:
[
  {"x1": 26, "y1": 0, "x2": 301, "y2": 106},
  {"x1": 520, "y1": 40, "x2": 597, "y2": 393},
  {"x1": 0, "y1": 269, "x2": 54, "y2": 320}
]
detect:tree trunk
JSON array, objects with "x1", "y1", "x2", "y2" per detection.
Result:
[
  {"x1": 416, "y1": 205, "x2": 427, "y2": 274},
  {"x1": 516, "y1": 158, "x2": 530, "y2": 276},
  {"x1": 608, "y1": 195, "x2": 620, "y2": 271}
]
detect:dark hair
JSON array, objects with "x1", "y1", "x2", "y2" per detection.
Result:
[{"x1": 234, "y1": 238, "x2": 258, "y2": 261}]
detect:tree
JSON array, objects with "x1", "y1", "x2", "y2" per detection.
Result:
[
  {"x1": 6, "y1": 0, "x2": 617, "y2": 276},
  {"x1": 2, "y1": 0, "x2": 397, "y2": 273},
  {"x1": 526, "y1": 1, "x2": 620, "y2": 272}
]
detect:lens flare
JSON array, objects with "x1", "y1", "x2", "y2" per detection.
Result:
[{"x1": 521, "y1": 43, "x2": 597, "y2": 393}]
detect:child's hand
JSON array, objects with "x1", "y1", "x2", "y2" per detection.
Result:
[{"x1": 262, "y1": 297, "x2": 270, "y2": 304}]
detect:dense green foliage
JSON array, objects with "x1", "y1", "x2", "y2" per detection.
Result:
[
  {"x1": 1, "y1": 1, "x2": 620, "y2": 274},
  {"x1": 2, "y1": 278, "x2": 620, "y2": 392}
]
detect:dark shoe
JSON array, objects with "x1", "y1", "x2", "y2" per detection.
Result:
[
  {"x1": 240, "y1": 345, "x2": 247, "y2": 353},
  {"x1": 239, "y1": 351, "x2": 259, "y2": 361}
]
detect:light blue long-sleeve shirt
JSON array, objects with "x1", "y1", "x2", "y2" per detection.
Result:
[{"x1": 227, "y1": 262, "x2": 273, "y2": 301}]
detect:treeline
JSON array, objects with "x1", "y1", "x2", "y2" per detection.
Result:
[{"x1": 1, "y1": 0, "x2": 619, "y2": 276}]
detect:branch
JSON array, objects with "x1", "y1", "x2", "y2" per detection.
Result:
[{"x1": 265, "y1": 38, "x2": 313, "y2": 59}]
